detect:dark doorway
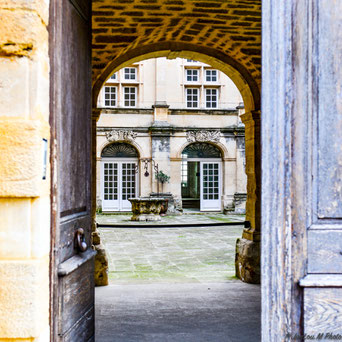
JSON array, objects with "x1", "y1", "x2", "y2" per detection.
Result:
[{"x1": 181, "y1": 161, "x2": 200, "y2": 209}]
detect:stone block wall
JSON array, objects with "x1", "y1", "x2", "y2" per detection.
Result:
[{"x1": 0, "y1": 1, "x2": 51, "y2": 340}]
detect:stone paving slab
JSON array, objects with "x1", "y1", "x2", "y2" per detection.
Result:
[
  {"x1": 97, "y1": 213, "x2": 245, "y2": 226},
  {"x1": 96, "y1": 283, "x2": 261, "y2": 342},
  {"x1": 99, "y1": 224, "x2": 244, "y2": 284}
]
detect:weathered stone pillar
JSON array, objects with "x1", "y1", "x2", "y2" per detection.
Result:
[
  {"x1": 150, "y1": 78, "x2": 172, "y2": 194},
  {"x1": 0, "y1": 1, "x2": 51, "y2": 340},
  {"x1": 234, "y1": 129, "x2": 247, "y2": 213},
  {"x1": 92, "y1": 108, "x2": 108, "y2": 286},
  {"x1": 150, "y1": 122, "x2": 172, "y2": 194},
  {"x1": 235, "y1": 110, "x2": 261, "y2": 283}
]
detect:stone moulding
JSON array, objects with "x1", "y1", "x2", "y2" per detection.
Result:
[
  {"x1": 105, "y1": 129, "x2": 137, "y2": 142},
  {"x1": 186, "y1": 130, "x2": 221, "y2": 143}
]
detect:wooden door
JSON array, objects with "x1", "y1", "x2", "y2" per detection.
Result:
[
  {"x1": 262, "y1": 0, "x2": 342, "y2": 339},
  {"x1": 120, "y1": 161, "x2": 138, "y2": 211},
  {"x1": 200, "y1": 161, "x2": 221, "y2": 211},
  {"x1": 102, "y1": 160, "x2": 138, "y2": 211},
  {"x1": 49, "y1": 0, "x2": 95, "y2": 341},
  {"x1": 102, "y1": 161, "x2": 120, "y2": 211}
]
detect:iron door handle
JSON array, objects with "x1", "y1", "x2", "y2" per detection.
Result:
[{"x1": 75, "y1": 228, "x2": 88, "y2": 252}]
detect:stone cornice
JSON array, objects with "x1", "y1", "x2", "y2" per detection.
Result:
[
  {"x1": 98, "y1": 108, "x2": 239, "y2": 116},
  {"x1": 97, "y1": 126, "x2": 245, "y2": 134}
]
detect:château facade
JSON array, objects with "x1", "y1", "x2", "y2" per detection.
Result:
[{"x1": 96, "y1": 57, "x2": 247, "y2": 213}]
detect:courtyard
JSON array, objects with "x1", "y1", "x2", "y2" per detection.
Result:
[{"x1": 95, "y1": 215, "x2": 261, "y2": 341}]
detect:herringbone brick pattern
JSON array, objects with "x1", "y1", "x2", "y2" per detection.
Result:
[{"x1": 92, "y1": 0, "x2": 261, "y2": 87}]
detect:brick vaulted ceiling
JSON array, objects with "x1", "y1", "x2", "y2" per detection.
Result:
[{"x1": 92, "y1": 0, "x2": 261, "y2": 96}]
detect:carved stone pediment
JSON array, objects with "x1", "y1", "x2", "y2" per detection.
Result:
[
  {"x1": 105, "y1": 129, "x2": 137, "y2": 142},
  {"x1": 186, "y1": 130, "x2": 221, "y2": 143}
]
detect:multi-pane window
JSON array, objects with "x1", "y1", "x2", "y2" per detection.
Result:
[
  {"x1": 186, "y1": 69, "x2": 199, "y2": 82},
  {"x1": 103, "y1": 163, "x2": 118, "y2": 200},
  {"x1": 181, "y1": 157, "x2": 188, "y2": 186},
  {"x1": 186, "y1": 59, "x2": 199, "y2": 63},
  {"x1": 205, "y1": 69, "x2": 217, "y2": 82},
  {"x1": 205, "y1": 88, "x2": 218, "y2": 108},
  {"x1": 186, "y1": 88, "x2": 199, "y2": 108},
  {"x1": 124, "y1": 87, "x2": 137, "y2": 107},
  {"x1": 121, "y1": 163, "x2": 136, "y2": 200},
  {"x1": 110, "y1": 73, "x2": 117, "y2": 80},
  {"x1": 124, "y1": 67, "x2": 137, "y2": 80},
  {"x1": 203, "y1": 163, "x2": 219, "y2": 200},
  {"x1": 104, "y1": 86, "x2": 117, "y2": 107}
]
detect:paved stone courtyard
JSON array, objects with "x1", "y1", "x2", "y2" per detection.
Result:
[
  {"x1": 98, "y1": 221, "x2": 244, "y2": 283},
  {"x1": 96, "y1": 215, "x2": 260, "y2": 341},
  {"x1": 96, "y1": 282, "x2": 261, "y2": 342},
  {"x1": 97, "y1": 212, "x2": 245, "y2": 226}
]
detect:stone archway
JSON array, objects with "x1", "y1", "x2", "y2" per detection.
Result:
[
  {"x1": 92, "y1": 43, "x2": 259, "y2": 113},
  {"x1": 92, "y1": 52, "x2": 260, "y2": 284},
  {"x1": 91, "y1": 0, "x2": 261, "y2": 284}
]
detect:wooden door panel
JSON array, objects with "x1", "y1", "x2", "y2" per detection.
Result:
[
  {"x1": 50, "y1": 0, "x2": 93, "y2": 340},
  {"x1": 58, "y1": 255, "x2": 95, "y2": 340},
  {"x1": 304, "y1": 288, "x2": 342, "y2": 335},
  {"x1": 59, "y1": 0, "x2": 91, "y2": 214},
  {"x1": 59, "y1": 215, "x2": 92, "y2": 264},
  {"x1": 316, "y1": 0, "x2": 342, "y2": 220},
  {"x1": 301, "y1": 0, "x2": 342, "y2": 335},
  {"x1": 308, "y1": 230, "x2": 342, "y2": 273},
  {"x1": 63, "y1": 307, "x2": 95, "y2": 342}
]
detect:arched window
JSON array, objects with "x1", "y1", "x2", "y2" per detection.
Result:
[
  {"x1": 101, "y1": 142, "x2": 139, "y2": 158},
  {"x1": 182, "y1": 142, "x2": 222, "y2": 159}
]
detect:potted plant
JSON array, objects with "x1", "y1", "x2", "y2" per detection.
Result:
[{"x1": 155, "y1": 171, "x2": 170, "y2": 215}]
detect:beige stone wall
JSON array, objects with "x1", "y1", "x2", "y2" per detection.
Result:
[
  {"x1": 96, "y1": 58, "x2": 246, "y2": 213},
  {"x1": 0, "y1": 0, "x2": 50, "y2": 340},
  {"x1": 97, "y1": 57, "x2": 243, "y2": 110},
  {"x1": 96, "y1": 117, "x2": 246, "y2": 212}
]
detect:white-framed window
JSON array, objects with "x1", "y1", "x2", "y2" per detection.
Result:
[
  {"x1": 123, "y1": 86, "x2": 137, "y2": 107},
  {"x1": 205, "y1": 88, "x2": 218, "y2": 108},
  {"x1": 109, "y1": 72, "x2": 117, "y2": 80},
  {"x1": 181, "y1": 156, "x2": 188, "y2": 186},
  {"x1": 104, "y1": 86, "x2": 117, "y2": 107},
  {"x1": 124, "y1": 67, "x2": 137, "y2": 80},
  {"x1": 205, "y1": 69, "x2": 217, "y2": 82},
  {"x1": 186, "y1": 88, "x2": 199, "y2": 108},
  {"x1": 186, "y1": 69, "x2": 199, "y2": 82}
]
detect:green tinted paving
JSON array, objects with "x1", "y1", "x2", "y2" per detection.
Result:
[
  {"x1": 97, "y1": 213, "x2": 245, "y2": 225},
  {"x1": 99, "y1": 223, "x2": 244, "y2": 284}
]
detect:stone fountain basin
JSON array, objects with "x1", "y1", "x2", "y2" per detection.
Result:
[{"x1": 128, "y1": 197, "x2": 164, "y2": 221}]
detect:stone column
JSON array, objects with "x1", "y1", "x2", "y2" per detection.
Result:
[
  {"x1": 150, "y1": 59, "x2": 172, "y2": 195},
  {"x1": 235, "y1": 110, "x2": 261, "y2": 283},
  {"x1": 236, "y1": 131, "x2": 247, "y2": 194},
  {"x1": 91, "y1": 108, "x2": 108, "y2": 286},
  {"x1": 150, "y1": 124, "x2": 172, "y2": 194},
  {"x1": 235, "y1": 129, "x2": 247, "y2": 213},
  {"x1": 169, "y1": 157, "x2": 183, "y2": 211},
  {"x1": 222, "y1": 158, "x2": 236, "y2": 212}
]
